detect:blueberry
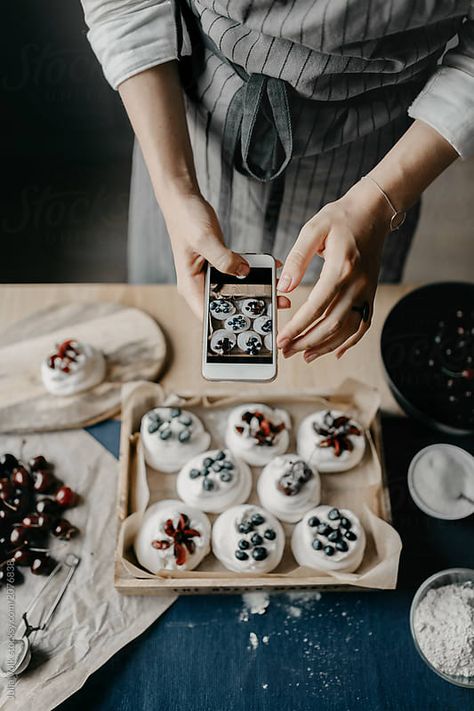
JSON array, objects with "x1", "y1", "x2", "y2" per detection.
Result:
[
  {"x1": 222, "y1": 460, "x2": 234, "y2": 470},
  {"x1": 215, "y1": 451, "x2": 226, "y2": 460},
  {"x1": 312, "y1": 539, "x2": 323, "y2": 551},
  {"x1": 147, "y1": 421, "x2": 160, "y2": 434},
  {"x1": 159, "y1": 428, "x2": 172, "y2": 440},
  {"x1": 170, "y1": 408, "x2": 181, "y2": 418},
  {"x1": 317, "y1": 524, "x2": 332, "y2": 537},
  {"x1": 323, "y1": 545, "x2": 335, "y2": 556},
  {"x1": 238, "y1": 522, "x2": 253, "y2": 534},
  {"x1": 211, "y1": 462, "x2": 223, "y2": 471},
  {"x1": 178, "y1": 430, "x2": 191, "y2": 442},
  {"x1": 251, "y1": 513, "x2": 265, "y2": 526},
  {"x1": 264, "y1": 529, "x2": 276, "y2": 540},
  {"x1": 189, "y1": 468, "x2": 201, "y2": 479},
  {"x1": 251, "y1": 533, "x2": 263, "y2": 546},
  {"x1": 203, "y1": 457, "x2": 214, "y2": 468},
  {"x1": 327, "y1": 530, "x2": 341, "y2": 542},
  {"x1": 340, "y1": 517, "x2": 352, "y2": 529},
  {"x1": 238, "y1": 539, "x2": 250, "y2": 550},
  {"x1": 202, "y1": 478, "x2": 215, "y2": 491},
  {"x1": 201, "y1": 468, "x2": 210, "y2": 476},
  {"x1": 220, "y1": 471, "x2": 233, "y2": 483},
  {"x1": 344, "y1": 530, "x2": 357, "y2": 541},
  {"x1": 235, "y1": 550, "x2": 249, "y2": 561},
  {"x1": 328, "y1": 508, "x2": 340, "y2": 521},
  {"x1": 179, "y1": 415, "x2": 192, "y2": 426},
  {"x1": 308, "y1": 516, "x2": 320, "y2": 528},
  {"x1": 336, "y1": 540, "x2": 349, "y2": 552},
  {"x1": 252, "y1": 547, "x2": 268, "y2": 561}
]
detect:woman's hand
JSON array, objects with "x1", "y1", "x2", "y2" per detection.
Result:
[
  {"x1": 163, "y1": 190, "x2": 250, "y2": 319},
  {"x1": 276, "y1": 178, "x2": 393, "y2": 362}
]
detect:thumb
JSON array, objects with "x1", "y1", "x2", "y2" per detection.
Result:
[
  {"x1": 200, "y1": 234, "x2": 250, "y2": 278},
  {"x1": 278, "y1": 216, "x2": 326, "y2": 293}
]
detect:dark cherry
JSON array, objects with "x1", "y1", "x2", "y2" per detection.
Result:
[
  {"x1": 55, "y1": 486, "x2": 78, "y2": 508},
  {"x1": 0, "y1": 479, "x2": 15, "y2": 501},
  {"x1": 10, "y1": 525, "x2": 29, "y2": 547},
  {"x1": 28, "y1": 456, "x2": 50, "y2": 471},
  {"x1": 13, "y1": 549, "x2": 35, "y2": 567},
  {"x1": 0, "y1": 505, "x2": 18, "y2": 526},
  {"x1": 36, "y1": 498, "x2": 60, "y2": 517},
  {"x1": 31, "y1": 554, "x2": 56, "y2": 576},
  {"x1": 52, "y1": 519, "x2": 79, "y2": 540},
  {"x1": 34, "y1": 469, "x2": 59, "y2": 494},
  {"x1": 0, "y1": 454, "x2": 19, "y2": 475},
  {"x1": 11, "y1": 466, "x2": 33, "y2": 489},
  {"x1": 22, "y1": 513, "x2": 51, "y2": 530},
  {"x1": 9, "y1": 489, "x2": 33, "y2": 515}
]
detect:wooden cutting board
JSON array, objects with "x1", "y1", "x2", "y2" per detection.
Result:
[{"x1": 0, "y1": 302, "x2": 167, "y2": 433}]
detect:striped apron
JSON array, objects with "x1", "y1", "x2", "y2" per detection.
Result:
[{"x1": 128, "y1": 0, "x2": 467, "y2": 285}]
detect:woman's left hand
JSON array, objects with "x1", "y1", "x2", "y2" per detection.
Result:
[{"x1": 276, "y1": 178, "x2": 393, "y2": 362}]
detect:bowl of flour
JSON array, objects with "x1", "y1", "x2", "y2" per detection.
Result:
[{"x1": 410, "y1": 568, "x2": 474, "y2": 687}]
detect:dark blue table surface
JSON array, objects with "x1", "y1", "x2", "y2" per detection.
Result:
[{"x1": 56, "y1": 418, "x2": 474, "y2": 711}]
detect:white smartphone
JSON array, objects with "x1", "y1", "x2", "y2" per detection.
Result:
[{"x1": 202, "y1": 253, "x2": 277, "y2": 382}]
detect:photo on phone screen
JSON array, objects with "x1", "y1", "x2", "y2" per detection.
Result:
[{"x1": 206, "y1": 266, "x2": 273, "y2": 365}]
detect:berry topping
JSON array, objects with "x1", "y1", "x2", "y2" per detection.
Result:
[
  {"x1": 277, "y1": 459, "x2": 313, "y2": 496},
  {"x1": 28, "y1": 456, "x2": 50, "y2": 471},
  {"x1": 313, "y1": 412, "x2": 362, "y2": 457},
  {"x1": 336, "y1": 540, "x2": 349, "y2": 552},
  {"x1": 202, "y1": 478, "x2": 215, "y2": 492},
  {"x1": 323, "y1": 545, "x2": 335, "y2": 556},
  {"x1": 11, "y1": 467, "x2": 33, "y2": 490},
  {"x1": 170, "y1": 408, "x2": 182, "y2": 418},
  {"x1": 31, "y1": 554, "x2": 56, "y2": 576},
  {"x1": 55, "y1": 486, "x2": 78, "y2": 508},
  {"x1": 238, "y1": 522, "x2": 253, "y2": 534},
  {"x1": 215, "y1": 451, "x2": 226, "y2": 460},
  {"x1": 308, "y1": 516, "x2": 320, "y2": 527},
  {"x1": 327, "y1": 530, "x2": 340, "y2": 542},
  {"x1": 52, "y1": 519, "x2": 79, "y2": 540},
  {"x1": 220, "y1": 471, "x2": 233, "y2": 483},
  {"x1": 251, "y1": 533, "x2": 263, "y2": 546},
  {"x1": 340, "y1": 516, "x2": 352, "y2": 529},
  {"x1": 252, "y1": 546, "x2": 268, "y2": 561},
  {"x1": 159, "y1": 428, "x2": 172, "y2": 440},
  {"x1": 33, "y1": 470, "x2": 59, "y2": 494},
  {"x1": 236, "y1": 410, "x2": 286, "y2": 447},
  {"x1": 235, "y1": 550, "x2": 249, "y2": 561},
  {"x1": 178, "y1": 430, "x2": 191, "y2": 442},
  {"x1": 151, "y1": 513, "x2": 201, "y2": 566},
  {"x1": 344, "y1": 530, "x2": 357, "y2": 541},
  {"x1": 0, "y1": 454, "x2": 19, "y2": 474},
  {"x1": 264, "y1": 528, "x2": 276, "y2": 540},
  {"x1": 327, "y1": 508, "x2": 340, "y2": 520},
  {"x1": 316, "y1": 523, "x2": 332, "y2": 536},
  {"x1": 251, "y1": 513, "x2": 265, "y2": 526},
  {"x1": 47, "y1": 339, "x2": 82, "y2": 374},
  {"x1": 238, "y1": 539, "x2": 250, "y2": 550},
  {"x1": 189, "y1": 468, "x2": 201, "y2": 479},
  {"x1": 311, "y1": 539, "x2": 323, "y2": 550}
]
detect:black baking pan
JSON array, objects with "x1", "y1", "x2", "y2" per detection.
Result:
[{"x1": 381, "y1": 282, "x2": 474, "y2": 436}]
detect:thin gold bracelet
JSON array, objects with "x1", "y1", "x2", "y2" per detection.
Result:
[{"x1": 361, "y1": 175, "x2": 406, "y2": 232}]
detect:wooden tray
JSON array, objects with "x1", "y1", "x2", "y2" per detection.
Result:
[
  {"x1": 0, "y1": 302, "x2": 167, "y2": 433},
  {"x1": 115, "y1": 381, "x2": 401, "y2": 595}
]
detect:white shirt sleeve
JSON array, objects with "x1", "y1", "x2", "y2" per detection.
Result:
[
  {"x1": 408, "y1": 3, "x2": 474, "y2": 159},
  {"x1": 81, "y1": 0, "x2": 179, "y2": 90}
]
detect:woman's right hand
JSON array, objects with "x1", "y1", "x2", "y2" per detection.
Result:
[{"x1": 163, "y1": 190, "x2": 251, "y2": 319}]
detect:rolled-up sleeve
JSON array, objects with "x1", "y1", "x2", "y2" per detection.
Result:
[
  {"x1": 81, "y1": 0, "x2": 178, "y2": 90},
  {"x1": 408, "y1": 3, "x2": 474, "y2": 159}
]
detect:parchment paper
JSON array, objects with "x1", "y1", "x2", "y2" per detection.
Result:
[
  {"x1": 117, "y1": 380, "x2": 402, "y2": 590},
  {"x1": 0, "y1": 430, "x2": 175, "y2": 711}
]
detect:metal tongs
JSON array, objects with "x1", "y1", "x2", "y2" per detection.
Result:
[{"x1": 0, "y1": 553, "x2": 80, "y2": 677}]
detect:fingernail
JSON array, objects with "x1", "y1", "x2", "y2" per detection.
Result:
[
  {"x1": 236, "y1": 263, "x2": 250, "y2": 278},
  {"x1": 304, "y1": 352, "x2": 318, "y2": 363},
  {"x1": 278, "y1": 337, "x2": 289, "y2": 349},
  {"x1": 283, "y1": 348, "x2": 296, "y2": 359},
  {"x1": 278, "y1": 274, "x2": 292, "y2": 293}
]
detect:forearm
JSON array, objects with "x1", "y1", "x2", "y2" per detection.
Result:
[
  {"x1": 118, "y1": 61, "x2": 199, "y2": 208},
  {"x1": 366, "y1": 119, "x2": 459, "y2": 213}
]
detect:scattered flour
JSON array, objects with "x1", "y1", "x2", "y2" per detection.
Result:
[
  {"x1": 414, "y1": 582, "x2": 474, "y2": 679},
  {"x1": 287, "y1": 605, "x2": 302, "y2": 618},
  {"x1": 248, "y1": 632, "x2": 259, "y2": 650},
  {"x1": 262, "y1": 683, "x2": 268, "y2": 690},
  {"x1": 262, "y1": 635, "x2": 270, "y2": 645},
  {"x1": 240, "y1": 592, "x2": 270, "y2": 621}
]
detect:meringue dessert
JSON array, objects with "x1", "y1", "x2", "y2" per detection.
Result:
[
  {"x1": 41, "y1": 338, "x2": 106, "y2": 396},
  {"x1": 254, "y1": 315, "x2": 272, "y2": 336},
  {"x1": 237, "y1": 331, "x2": 262, "y2": 355},
  {"x1": 240, "y1": 298, "x2": 266, "y2": 319},
  {"x1": 212, "y1": 504, "x2": 285, "y2": 573},
  {"x1": 209, "y1": 299, "x2": 235, "y2": 319},
  {"x1": 140, "y1": 407, "x2": 211, "y2": 473},
  {"x1": 176, "y1": 448, "x2": 252, "y2": 514},
  {"x1": 210, "y1": 329, "x2": 236, "y2": 355},
  {"x1": 257, "y1": 454, "x2": 321, "y2": 523},
  {"x1": 224, "y1": 314, "x2": 251, "y2": 333},
  {"x1": 297, "y1": 409, "x2": 365, "y2": 472},
  {"x1": 291, "y1": 505, "x2": 366, "y2": 574},
  {"x1": 225, "y1": 404, "x2": 290, "y2": 466},
  {"x1": 134, "y1": 500, "x2": 211, "y2": 573}
]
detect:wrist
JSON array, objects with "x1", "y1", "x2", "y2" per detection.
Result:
[{"x1": 343, "y1": 177, "x2": 394, "y2": 230}]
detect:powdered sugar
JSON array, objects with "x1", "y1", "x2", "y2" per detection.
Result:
[{"x1": 413, "y1": 582, "x2": 474, "y2": 679}]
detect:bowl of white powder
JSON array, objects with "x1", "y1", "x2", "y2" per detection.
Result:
[
  {"x1": 408, "y1": 444, "x2": 474, "y2": 519},
  {"x1": 410, "y1": 568, "x2": 474, "y2": 687}
]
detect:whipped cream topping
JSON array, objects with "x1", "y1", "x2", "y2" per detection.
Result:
[
  {"x1": 212, "y1": 504, "x2": 285, "y2": 573},
  {"x1": 291, "y1": 505, "x2": 366, "y2": 573},
  {"x1": 297, "y1": 409, "x2": 365, "y2": 472},
  {"x1": 140, "y1": 407, "x2": 211, "y2": 473},
  {"x1": 210, "y1": 329, "x2": 236, "y2": 355},
  {"x1": 134, "y1": 500, "x2": 211, "y2": 573},
  {"x1": 254, "y1": 315, "x2": 272, "y2": 336},
  {"x1": 225, "y1": 403, "x2": 291, "y2": 466},
  {"x1": 176, "y1": 448, "x2": 252, "y2": 513},
  {"x1": 41, "y1": 339, "x2": 106, "y2": 396},
  {"x1": 257, "y1": 454, "x2": 321, "y2": 523}
]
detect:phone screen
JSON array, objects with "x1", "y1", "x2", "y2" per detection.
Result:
[{"x1": 206, "y1": 266, "x2": 274, "y2": 364}]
